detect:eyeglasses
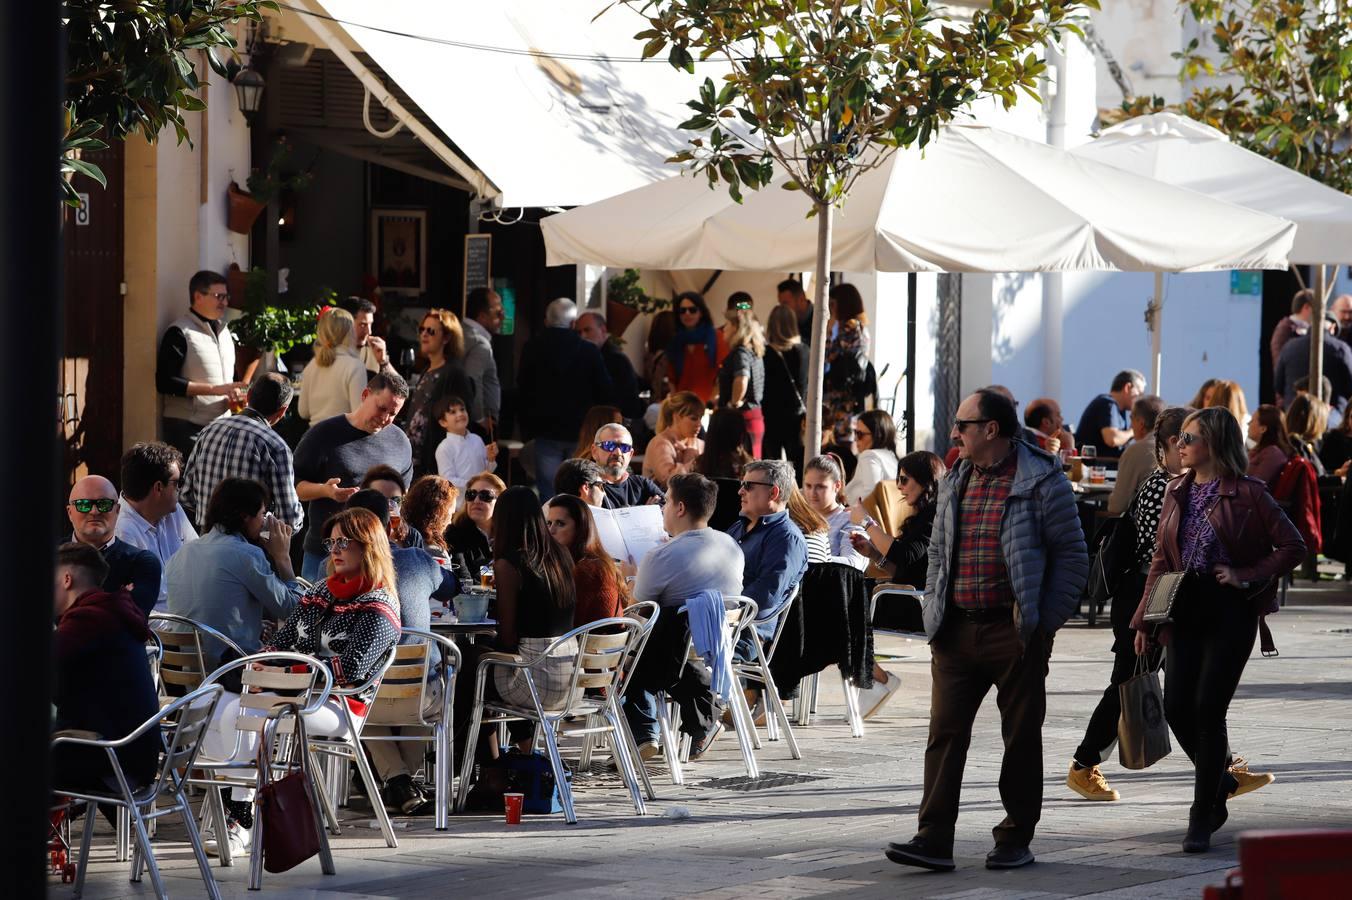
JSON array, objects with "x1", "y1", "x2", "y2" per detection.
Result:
[
  {"x1": 419, "y1": 326, "x2": 442, "y2": 337},
  {"x1": 465, "y1": 489, "x2": 498, "y2": 503},
  {"x1": 202, "y1": 291, "x2": 230, "y2": 302},
  {"x1": 852, "y1": 428, "x2": 871, "y2": 439},
  {"x1": 587, "y1": 480, "x2": 606, "y2": 490},
  {"x1": 677, "y1": 305, "x2": 699, "y2": 315},
  {"x1": 69, "y1": 498, "x2": 117, "y2": 514},
  {"x1": 1179, "y1": 431, "x2": 1202, "y2": 447},
  {"x1": 738, "y1": 480, "x2": 774, "y2": 492},
  {"x1": 322, "y1": 537, "x2": 359, "y2": 553},
  {"x1": 896, "y1": 474, "x2": 912, "y2": 487},
  {"x1": 595, "y1": 440, "x2": 634, "y2": 454},
  {"x1": 953, "y1": 417, "x2": 993, "y2": 430}
]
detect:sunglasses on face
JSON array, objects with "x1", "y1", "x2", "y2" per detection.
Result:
[
  {"x1": 1179, "y1": 431, "x2": 1202, "y2": 447},
  {"x1": 419, "y1": 326, "x2": 442, "y2": 337},
  {"x1": 852, "y1": 428, "x2": 871, "y2": 439},
  {"x1": 587, "y1": 480, "x2": 606, "y2": 490},
  {"x1": 953, "y1": 417, "x2": 993, "y2": 430},
  {"x1": 678, "y1": 305, "x2": 699, "y2": 315},
  {"x1": 739, "y1": 480, "x2": 773, "y2": 492},
  {"x1": 465, "y1": 489, "x2": 498, "y2": 503},
  {"x1": 596, "y1": 440, "x2": 634, "y2": 454},
  {"x1": 323, "y1": 537, "x2": 360, "y2": 554},
  {"x1": 896, "y1": 474, "x2": 912, "y2": 487},
  {"x1": 70, "y1": 498, "x2": 117, "y2": 514}
]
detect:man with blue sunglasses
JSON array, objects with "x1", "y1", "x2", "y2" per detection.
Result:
[{"x1": 589, "y1": 423, "x2": 664, "y2": 508}]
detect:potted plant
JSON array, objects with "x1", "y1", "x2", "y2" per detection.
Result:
[
  {"x1": 231, "y1": 269, "x2": 321, "y2": 380},
  {"x1": 604, "y1": 268, "x2": 669, "y2": 338},
  {"x1": 227, "y1": 138, "x2": 313, "y2": 234}
]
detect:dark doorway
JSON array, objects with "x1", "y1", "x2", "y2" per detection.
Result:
[{"x1": 62, "y1": 141, "x2": 125, "y2": 484}]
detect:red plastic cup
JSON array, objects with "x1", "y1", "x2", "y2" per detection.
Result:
[{"x1": 503, "y1": 793, "x2": 524, "y2": 825}]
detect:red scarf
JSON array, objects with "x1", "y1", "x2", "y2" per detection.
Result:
[{"x1": 326, "y1": 572, "x2": 374, "y2": 600}]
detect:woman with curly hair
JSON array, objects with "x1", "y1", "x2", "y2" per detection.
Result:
[{"x1": 401, "y1": 474, "x2": 458, "y2": 561}]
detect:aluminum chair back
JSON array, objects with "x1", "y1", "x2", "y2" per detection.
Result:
[{"x1": 149, "y1": 612, "x2": 247, "y2": 696}]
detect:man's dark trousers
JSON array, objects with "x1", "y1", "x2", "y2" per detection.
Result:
[{"x1": 916, "y1": 611, "x2": 1052, "y2": 852}]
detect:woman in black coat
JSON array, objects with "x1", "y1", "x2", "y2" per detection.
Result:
[{"x1": 763, "y1": 305, "x2": 809, "y2": 476}]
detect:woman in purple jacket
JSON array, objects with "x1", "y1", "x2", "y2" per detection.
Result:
[{"x1": 1132, "y1": 407, "x2": 1304, "y2": 853}]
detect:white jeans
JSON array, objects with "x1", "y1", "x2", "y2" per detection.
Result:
[{"x1": 201, "y1": 692, "x2": 352, "y2": 801}]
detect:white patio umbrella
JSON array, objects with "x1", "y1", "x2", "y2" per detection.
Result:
[
  {"x1": 1072, "y1": 112, "x2": 1352, "y2": 390},
  {"x1": 542, "y1": 121, "x2": 1294, "y2": 458},
  {"x1": 543, "y1": 122, "x2": 1295, "y2": 274}
]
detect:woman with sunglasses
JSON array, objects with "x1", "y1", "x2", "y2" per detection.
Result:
[
  {"x1": 1131, "y1": 408, "x2": 1304, "y2": 853},
  {"x1": 718, "y1": 293, "x2": 768, "y2": 457},
  {"x1": 545, "y1": 494, "x2": 627, "y2": 626},
  {"x1": 397, "y1": 308, "x2": 477, "y2": 477},
  {"x1": 849, "y1": 451, "x2": 945, "y2": 589},
  {"x1": 455, "y1": 487, "x2": 578, "y2": 766},
  {"x1": 446, "y1": 471, "x2": 504, "y2": 575},
  {"x1": 644, "y1": 391, "x2": 706, "y2": 487},
  {"x1": 665, "y1": 291, "x2": 727, "y2": 405},
  {"x1": 843, "y1": 409, "x2": 900, "y2": 506}
]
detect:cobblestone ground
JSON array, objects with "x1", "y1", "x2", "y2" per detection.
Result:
[{"x1": 65, "y1": 578, "x2": 1352, "y2": 899}]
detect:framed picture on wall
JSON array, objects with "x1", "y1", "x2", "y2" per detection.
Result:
[{"x1": 371, "y1": 209, "x2": 427, "y2": 293}]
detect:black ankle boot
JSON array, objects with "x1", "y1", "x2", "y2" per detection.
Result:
[
  {"x1": 1210, "y1": 796, "x2": 1229, "y2": 834},
  {"x1": 1183, "y1": 809, "x2": 1211, "y2": 853}
]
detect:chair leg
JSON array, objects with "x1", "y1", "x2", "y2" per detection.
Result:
[
  {"x1": 248, "y1": 792, "x2": 266, "y2": 891},
  {"x1": 810, "y1": 672, "x2": 820, "y2": 713},
  {"x1": 454, "y1": 700, "x2": 487, "y2": 813},
  {"x1": 539, "y1": 720, "x2": 577, "y2": 825},
  {"x1": 604, "y1": 708, "x2": 646, "y2": 816},
  {"x1": 350, "y1": 741, "x2": 398, "y2": 848},
  {"x1": 727, "y1": 682, "x2": 760, "y2": 778},
  {"x1": 756, "y1": 652, "x2": 799, "y2": 761},
  {"x1": 116, "y1": 805, "x2": 131, "y2": 862},
  {"x1": 843, "y1": 675, "x2": 865, "y2": 739},
  {"x1": 616, "y1": 704, "x2": 657, "y2": 800},
  {"x1": 204, "y1": 785, "x2": 233, "y2": 868},
  {"x1": 654, "y1": 698, "x2": 683, "y2": 786},
  {"x1": 305, "y1": 748, "x2": 343, "y2": 835},
  {"x1": 433, "y1": 724, "x2": 450, "y2": 831},
  {"x1": 179, "y1": 797, "x2": 223, "y2": 900},
  {"x1": 73, "y1": 803, "x2": 97, "y2": 899},
  {"x1": 127, "y1": 806, "x2": 165, "y2": 899},
  {"x1": 578, "y1": 720, "x2": 597, "y2": 770},
  {"x1": 305, "y1": 766, "x2": 338, "y2": 877}
]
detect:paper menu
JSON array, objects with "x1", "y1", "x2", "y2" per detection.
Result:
[{"x1": 590, "y1": 503, "x2": 667, "y2": 565}]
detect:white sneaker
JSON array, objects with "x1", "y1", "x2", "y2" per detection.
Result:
[
  {"x1": 204, "y1": 821, "x2": 251, "y2": 858},
  {"x1": 857, "y1": 672, "x2": 901, "y2": 720}
]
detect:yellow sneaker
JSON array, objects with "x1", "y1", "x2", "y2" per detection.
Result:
[
  {"x1": 1228, "y1": 757, "x2": 1275, "y2": 798},
  {"x1": 1066, "y1": 763, "x2": 1120, "y2": 801}
]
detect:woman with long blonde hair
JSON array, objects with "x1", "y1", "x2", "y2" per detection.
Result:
[
  {"x1": 763, "y1": 304, "x2": 809, "y2": 474},
  {"x1": 643, "y1": 391, "x2": 705, "y2": 486},
  {"x1": 298, "y1": 307, "x2": 368, "y2": 423},
  {"x1": 398, "y1": 307, "x2": 477, "y2": 477},
  {"x1": 718, "y1": 292, "x2": 768, "y2": 456},
  {"x1": 1207, "y1": 380, "x2": 1249, "y2": 431}
]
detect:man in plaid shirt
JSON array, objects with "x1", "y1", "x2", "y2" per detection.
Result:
[
  {"x1": 181, "y1": 373, "x2": 304, "y2": 531},
  {"x1": 887, "y1": 388, "x2": 1087, "y2": 875}
]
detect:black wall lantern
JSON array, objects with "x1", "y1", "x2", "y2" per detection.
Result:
[{"x1": 232, "y1": 66, "x2": 265, "y2": 122}]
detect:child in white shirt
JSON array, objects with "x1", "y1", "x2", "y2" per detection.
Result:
[{"x1": 434, "y1": 395, "x2": 497, "y2": 495}]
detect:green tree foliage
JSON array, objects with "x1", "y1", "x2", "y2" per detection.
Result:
[
  {"x1": 62, "y1": 0, "x2": 275, "y2": 206},
  {"x1": 612, "y1": 0, "x2": 1098, "y2": 456},
  {"x1": 1119, "y1": 1, "x2": 1352, "y2": 193}
]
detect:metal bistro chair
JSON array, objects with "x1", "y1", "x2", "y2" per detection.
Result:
[
  {"x1": 306, "y1": 644, "x2": 401, "y2": 848},
  {"x1": 148, "y1": 612, "x2": 247, "y2": 700},
  {"x1": 575, "y1": 602, "x2": 660, "y2": 801},
  {"x1": 360, "y1": 630, "x2": 462, "y2": 830},
  {"x1": 51, "y1": 684, "x2": 225, "y2": 900},
  {"x1": 730, "y1": 589, "x2": 802, "y2": 760},
  {"x1": 454, "y1": 617, "x2": 647, "y2": 824},
  {"x1": 189, "y1": 652, "x2": 333, "y2": 877},
  {"x1": 657, "y1": 595, "x2": 761, "y2": 784}
]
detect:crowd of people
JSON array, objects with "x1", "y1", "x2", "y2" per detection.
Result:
[{"x1": 51, "y1": 272, "x2": 1340, "y2": 873}]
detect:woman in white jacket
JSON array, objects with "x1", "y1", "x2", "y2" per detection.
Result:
[
  {"x1": 844, "y1": 409, "x2": 899, "y2": 506},
  {"x1": 298, "y1": 308, "x2": 368, "y2": 424}
]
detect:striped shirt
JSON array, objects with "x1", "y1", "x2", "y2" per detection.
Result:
[{"x1": 950, "y1": 450, "x2": 1016, "y2": 610}]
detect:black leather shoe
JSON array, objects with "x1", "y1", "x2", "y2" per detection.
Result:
[
  {"x1": 1183, "y1": 818, "x2": 1211, "y2": 853},
  {"x1": 1210, "y1": 798, "x2": 1229, "y2": 835},
  {"x1": 885, "y1": 839, "x2": 955, "y2": 872},
  {"x1": 985, "y1": 845, "x2": 1035, "y2": 869}
]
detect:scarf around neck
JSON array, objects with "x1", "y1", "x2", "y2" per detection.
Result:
[
  {"x1": 666, "y1": 321, "x2": 718, "y2": 379},
  {"x1": 326, "y1": 572, "x2": 375, "y2": 600}
]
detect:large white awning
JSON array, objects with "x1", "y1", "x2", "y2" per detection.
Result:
[{"x1": 301, "y1": 0, "x2": 717, "y2": 207}]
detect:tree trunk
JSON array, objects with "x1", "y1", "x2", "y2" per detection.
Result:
[
  {"x1": 803, "y1": 200, "x2": 834, "y2": 471},
  {"x1": 1311, "y1": 264, "x2": 1327, "y2": 400}
]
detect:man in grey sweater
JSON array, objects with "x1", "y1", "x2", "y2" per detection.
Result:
[{"x1": 626, "y1": 474, "x2": 744, "y2": 759}]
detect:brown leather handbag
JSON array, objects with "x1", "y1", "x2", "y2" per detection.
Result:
[{"x1": 255, "y1": 706, "x2": 322, "y2": 874}]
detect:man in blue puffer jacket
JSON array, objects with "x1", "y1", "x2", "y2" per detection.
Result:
[{"x1": 887, "y1": 388, "x2": 1088, "y2": 874}]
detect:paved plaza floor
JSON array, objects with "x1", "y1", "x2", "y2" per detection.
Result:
[{"x1": 67, "y1": 578, "x2": 1352, "y2": 899}]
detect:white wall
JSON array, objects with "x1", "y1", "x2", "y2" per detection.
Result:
[{"x1": 199, "y1": 63, "x2": 252, "y2": 283}]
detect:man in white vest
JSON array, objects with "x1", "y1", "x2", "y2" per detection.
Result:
[{"x1": 156, "y1": 270, "x2": 247, "y2": 459}]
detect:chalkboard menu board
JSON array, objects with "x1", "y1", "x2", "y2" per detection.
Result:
[{"x1": 463, "y1": 233, "x2": 492, "y2": 315}]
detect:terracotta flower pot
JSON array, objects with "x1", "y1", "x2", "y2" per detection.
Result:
[
  {"x1": 227, "y1": 183, "x2": 265, "y2": 235},
  {"x1": 606, "y1": 299, "x2": 640, "y2": 338}
]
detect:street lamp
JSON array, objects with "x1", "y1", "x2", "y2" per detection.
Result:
[{"x1": 232, "y1": 66, "x2": 265, "y2": 122}]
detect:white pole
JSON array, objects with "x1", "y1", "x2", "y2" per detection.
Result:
[
  {"x1": 1042, "y1": 38, "x2": 1068, "y2": 400},
  {"x1": 1151, "y1": 271, "x2": 1163, "y2": 394}
]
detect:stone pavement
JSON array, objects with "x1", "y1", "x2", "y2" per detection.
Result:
[{"x1": 65, "y1": 578, "x2": 1352, "y2": 899}]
